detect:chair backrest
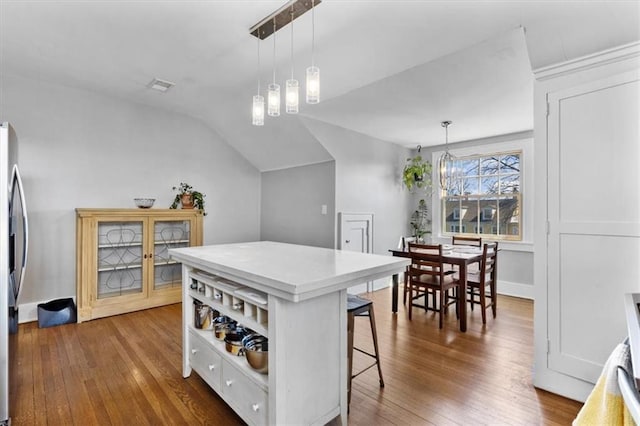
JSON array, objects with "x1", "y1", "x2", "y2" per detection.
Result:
[
  {"x1": 452, "y1": 235, "x2": 482, "y2": 247},
  {"x1": 479, "y1": 242, "x2": 498, "y2": 284},
  {"x1": 407, "y1": 243, "x2": 445, "y2": 283},
  {"x1": 398, "y1": 236, "x2": 417, "y2": 251}
]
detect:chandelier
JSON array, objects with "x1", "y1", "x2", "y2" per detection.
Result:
[{"x1": 438, "y1": 121, "x2": 457, "y2": 194}]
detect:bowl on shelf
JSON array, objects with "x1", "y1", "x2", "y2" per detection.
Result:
[
  {"x1": 243, "y1": 334, "x2": 268, "y2": 374},
  {"x1": 134, "y1": 198, "x2": 155, "y2": 208}
]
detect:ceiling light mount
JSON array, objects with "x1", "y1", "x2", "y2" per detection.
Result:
[
  {"x1": 250, "y1": 0, "x2": 322, "y2": 40},
  {"x1": 148, "y1": 78, "x2": 175, "y2": 92}
]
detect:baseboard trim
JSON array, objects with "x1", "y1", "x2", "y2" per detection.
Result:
[{"x1": 498, "y1": 280, "x2": 534, "y2": 300}]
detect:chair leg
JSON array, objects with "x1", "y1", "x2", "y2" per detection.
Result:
[
  {"x1": 347, "y1": 312, "x2": 355, "y2": 406},
  {"x1": 367, "y1": 306, "x2": 384, "y2": 388},
  {"x1": 403, "y1": 269, "x2": 408, "y2": 305},
  {"x1": 438, "y1": 289, "x2": 444, "y2": 329},
  {"x1": 480, "y1": 284, "x2": 487, "y2": 324},
  {"x1": 491, "y1": 281, "x2": 497, "y2": 318},
  {"x1": 408, "y1": 285, "x2": 413, "y2": 320},
  {"x1": 431, "y1": 288, "x2": 437, "y2": 311}
]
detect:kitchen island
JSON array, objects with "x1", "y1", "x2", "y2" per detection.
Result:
[{"x1": 169, "y1": 241, "x2": 410, "y2": 426}]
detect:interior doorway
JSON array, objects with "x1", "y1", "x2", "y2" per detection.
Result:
[{"x1": 338, "y1": 213, "x2": 373, "y2": 292}]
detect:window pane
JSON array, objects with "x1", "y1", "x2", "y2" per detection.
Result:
[
  {"x1": 443, "y1": 198, "x2": 460, "y2": 230},
  {"x1": 480, "y1": 156, "x2": 499, "y2": 175},
  {"x1": 500, "y1": 154, "x2": 520, "y2": 174},
  {"x1": 458, "y1": 158, "x2": 479, "y2": 177},
  {"x1": 447, "y1": 179, "x2": 463, "y2": 196},
  {"x1": 497, "y1": 196, "x2": 520, "y2": 237},
  {"x1": 480, "y1": 176, "x2": 499, "y2": 194},
  {"x1": 478, "y1": 196, "x2": 497, "y2": 236},
  {"x1": 500, "y1": 174, "x2": 520, "y2": 194},
  {"x1": 461, "y1": 177, "x2": 479, "y2": 195}
]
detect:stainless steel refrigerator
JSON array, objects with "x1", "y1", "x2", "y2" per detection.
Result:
[{"x1": 0, "y1": 122, "x2": 28, "y2": 425}]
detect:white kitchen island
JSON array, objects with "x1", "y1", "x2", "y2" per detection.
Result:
[{"x1": 169, "y1": 241, "x2": 410, "y2": 426}]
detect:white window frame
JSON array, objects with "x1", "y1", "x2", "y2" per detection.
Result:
[{"x1": 431, "y1": 135, "x2": 533, "y2": 247}]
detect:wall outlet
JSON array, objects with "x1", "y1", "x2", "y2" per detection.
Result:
[{"x1": 321, "y1": 204, "x2": 327, "y2": 215}]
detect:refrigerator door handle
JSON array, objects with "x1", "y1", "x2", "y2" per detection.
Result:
[{"x1": 10, "y1": 164, "x2": 28, "y2": 299}]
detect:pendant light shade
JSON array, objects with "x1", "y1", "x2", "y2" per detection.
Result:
[
  {"x1": 306, "y1": 0, "x2": 320, "y2": 104},
  {"x1": 252, "y1": 38, "x2": 264, "y2": 126},
  {"x1": 252, "y1": 95, "x2": 265, "y2": 126},
  {"x1": 306, "y1": 66, "x2": 320, "y2": 104},
  {"x1": 286, "y1": 79, "x2": 299, "y2": 113},
  {"x1": 268, "y1": 83, "x2": 280, "y2": 117},
  {"x1": 438, "y1": 121, "x2": 456, "y2": 194},
  {"x1": 286, "y1": 9, "x2": 299, "y2": 114},
  {"x1": 268, "y1": 18, "x2": 281, "y2": 117}
]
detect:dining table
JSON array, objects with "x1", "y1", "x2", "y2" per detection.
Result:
[{"x1": 389, "y1": 245, "x2": 484, "y2": 332}]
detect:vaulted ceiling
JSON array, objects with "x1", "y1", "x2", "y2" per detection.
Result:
[{"x1": 1, "y1": 1, "x2": 638, "y2": 171}]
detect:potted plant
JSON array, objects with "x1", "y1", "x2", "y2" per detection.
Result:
[
  {"x1": 403, "y1": 155, "x2": 432, "y2": 192},
  {"x1": 410, "y1": 199, "x2": 431, "y2": 242},
  {"x1": 170, "y1": 182, "x2": 206, "y2": 215}
]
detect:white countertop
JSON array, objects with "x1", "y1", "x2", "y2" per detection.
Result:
[{"x1": 170, "y1": 241, "x2": 410, "y2": 302}]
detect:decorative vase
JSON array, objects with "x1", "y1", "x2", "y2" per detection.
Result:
[{"x1": 180, "y1": 193, "x2": 194, "y2": 209}]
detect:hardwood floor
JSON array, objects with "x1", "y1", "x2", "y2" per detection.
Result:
[{"x1": 9, "y1": 290, "x2": 583, "y2": 425}]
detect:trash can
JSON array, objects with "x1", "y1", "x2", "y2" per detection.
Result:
[{"x1": 37, "y1": 298, "x2": 77, "y2": 328}]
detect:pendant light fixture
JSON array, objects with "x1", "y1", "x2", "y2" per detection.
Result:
[
  {"x1": 249, "y1": 0, "x2": 322, "y2": 120},
  {"x1": 268, "y1": 17, "x2": 281, "y2": 117},
  {"x1": 438, "y1": 121, "x2": 456, "y2": 194},
  {"x1": 286, "y1": 8, "x2": 299, "y2": 114},
  {"x1": 252, "y1": 37, "x2": 265, "y2": 126},
  {"x1": 306, "y1": 0, "x2": 320, "y2": 104}
]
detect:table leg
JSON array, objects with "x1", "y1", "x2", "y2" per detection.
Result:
[
  {"x1": 458, "y1": 262, "x2": 467, "y2": 332},
  {"x1": 392, "y1": 273, "x2": 399, "y2": 314}
]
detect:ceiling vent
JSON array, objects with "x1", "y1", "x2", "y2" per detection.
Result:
[{"x1": 148, "y1": 78, "x2": 175, "y2": 92}]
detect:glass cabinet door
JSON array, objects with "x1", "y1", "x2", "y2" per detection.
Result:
[
  {"x1": 97, "y1": 221, "x2": 144, "y2": 299},
  {"x1": 153, "y1": 219, "x2": 191, "y2": 290}
]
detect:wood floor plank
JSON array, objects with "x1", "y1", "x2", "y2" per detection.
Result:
[{"x1": 9, "y1": 291, "x2": 582, "y2": 425}]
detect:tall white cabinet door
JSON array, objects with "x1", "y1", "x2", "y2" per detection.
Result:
[{"x1": 547, "y1": 69, "x2": 640, "y2": 383}]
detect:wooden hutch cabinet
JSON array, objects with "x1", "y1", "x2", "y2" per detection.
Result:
[{"x1": 76, "y1": 208, "x2": 203, "y2": 322}]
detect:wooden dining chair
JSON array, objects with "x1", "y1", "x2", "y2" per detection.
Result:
[
  {"x1": 452, "y1": 235, "x2": 482, "y2": 247},
  {"x1": 451, "y1": 235, "x2": 483, "y2": 274},
  {"x1": 407, "y1": 243, "x2": 459, "y2": 328},
  {"x1": 400, "y1": 236, "x2": 416, "y2": 306},
  {"x1": 466, "y1": 242, "x2": 498, "y2": 324}
]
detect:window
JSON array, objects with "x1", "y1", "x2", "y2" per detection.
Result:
[{"x1": 441, "y1": 151, "x2": 522, "y2": 241}]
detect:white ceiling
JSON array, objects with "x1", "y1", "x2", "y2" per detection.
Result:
[{"x1": 1, "y1": 0, "x2": 638, "y2": 171}]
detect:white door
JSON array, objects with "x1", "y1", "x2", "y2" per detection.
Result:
[
  {"x1": 547, "y1": 69, "x2": 640, "y2": 383},
  {"x1": 339, "y1": 213, "x2": 373, "y2": 292}
]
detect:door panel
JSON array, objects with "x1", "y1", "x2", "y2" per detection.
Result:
[{"x1": 548, "y1": 70, "x2": 640, "y2": 383}]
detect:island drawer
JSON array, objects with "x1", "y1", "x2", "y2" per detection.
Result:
[
  {"x1": 189, "y1": 330, "x2": 222, "y2": 391},
  {"x1": 222, "y1": 360, "x2": 268, "y2": 425}
]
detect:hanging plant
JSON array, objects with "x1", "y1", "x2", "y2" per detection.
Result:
[{"x1": 402, "y1": 155, "x2": 432, "y2": 191}]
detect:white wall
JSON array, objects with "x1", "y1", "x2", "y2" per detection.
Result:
[
  {"x1": 0, "y1": 74, "x2": 261, "y2": 313},
  {"x1": 261, "y1": 161, "x2": 336, "y2": 248},
  {"x1": 303, "y1": 119, "x2": 412, "y2": 274}
]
